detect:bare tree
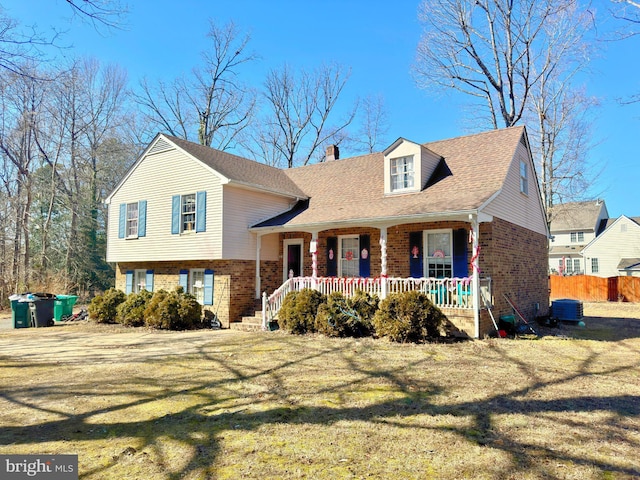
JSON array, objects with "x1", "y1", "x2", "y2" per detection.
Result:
[
  {"x1": 256, "y1": 63, "x2": 356, "y2": 168},
  {"x1": 64, "y1": 0, "x2": 128, "y2": 31},
  {"x1": 610, "y1": 0, "x2": 640, "y2": 26},
  {"x1": 354, "y1": 93, "x2": 390, "y2": 154},
  {"x1": 415, "y1": 0, "x2": 591, "y2": 129},
  {"x1": 134, "y1": 20, "x2": 257, "y2": 150},
  {"x1": 415, "y1": 0, "x2": 597, "y2": 211},
  {"x1": 0, "y1": 1, "x2": 127, "y2": 77}
]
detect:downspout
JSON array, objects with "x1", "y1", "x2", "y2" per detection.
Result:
[{"x1": 470, "y1": 213, "x2": 480, "y2": 338}]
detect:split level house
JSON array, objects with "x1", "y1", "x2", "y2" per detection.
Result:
[{"x1": 105, "y1": 126, "x2": 550, "y2": 338}]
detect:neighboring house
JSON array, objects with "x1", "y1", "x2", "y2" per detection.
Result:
[
  {"x1": 105, "y1": 126, "x2": 549, "y2": 338},
  {"x1": 582, "y1": 215, "x2": 640, "y2": 277},
  {"x1": 548, "y1": 201, "x2": 609, "y2": 275}
]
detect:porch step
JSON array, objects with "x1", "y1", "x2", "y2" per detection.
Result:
[{"x1": 230, "y1": 311, "x2": 263, "y2": 332}]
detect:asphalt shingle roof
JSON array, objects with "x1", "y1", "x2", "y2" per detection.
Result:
[
  {"x1": 265, "y1": 126, "x2": 525, "y2": 227},
  {"x1": 163, "y1": 127, "x2": 527, "y2": 229},
  {"x1": 165, "y1": 135, "x2": 307, "y2": 199},
  {"x1": 548, "y1": 201, "x2": 605, "y2": 232}
]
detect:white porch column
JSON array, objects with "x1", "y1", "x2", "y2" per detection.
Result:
[
  {"x1": 379, "y1": 226, "x2": 388, "y2": 299},
  {"x1": 310, "y1": 231, "x2": 318, "y2": 289},
  {"x1": 470, "y1": 214, "x2": 480, "y2": 338},
  {"x1": 255, "y1": 233, "x2": 262, "y2": 299}
]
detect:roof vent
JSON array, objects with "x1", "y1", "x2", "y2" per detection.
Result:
[
  {"x1": 148, "y1": 137, "x2": 173, "y2": 155},
  {"x1": 326, "y1": 144, "x2": 339, "y2": 161}
]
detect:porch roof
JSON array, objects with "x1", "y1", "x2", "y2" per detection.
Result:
[{"x1": 252, "y1": 126, "x2": 525, "y2": 230}]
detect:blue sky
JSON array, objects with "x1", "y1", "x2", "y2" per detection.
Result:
[{"x1": 4, "y1": 0, "x2": 640, "y2": 218}]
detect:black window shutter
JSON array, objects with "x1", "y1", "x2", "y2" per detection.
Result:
[
  {"x1": 327, "y1": 236, "x2": 338, "y2": 276},
  {"x1": 359, "y1": 234, "x2": 371, "y2": 277},
  {"x1": 409, "y1": 231, "x2": 423, "y2": 278}
]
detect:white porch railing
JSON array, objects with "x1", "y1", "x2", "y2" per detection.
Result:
[{"x1": 262, "y1": 276, "x2": 473, "y2": 329}]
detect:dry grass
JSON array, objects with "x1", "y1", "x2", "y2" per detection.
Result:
[{"x1": 0, "y1": 303, "x2": 639, "y2": 479}]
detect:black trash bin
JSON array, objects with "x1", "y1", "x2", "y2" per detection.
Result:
[{"x1": 27, "y1": 293, "x2": 57, "y2": 327}]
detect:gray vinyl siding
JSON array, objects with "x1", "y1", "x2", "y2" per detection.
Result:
[
  {"x1": 583, "y1": 217, "x2": 640, "y2": 277},
  {"x1": 222, "y1": 186, "x2": 294, "y2": 260},
  {"x1": 107, "y1": 148, "x2": 223, "y2": 262},
  {"x1": 483, "y1": 142, "x2": 547, "y2": 236}
]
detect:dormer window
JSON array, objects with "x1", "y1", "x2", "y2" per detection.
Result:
[{"x1": 391, "y1": 155, "x2": 415, "y2": 191}]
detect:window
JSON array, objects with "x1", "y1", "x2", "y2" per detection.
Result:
[
  {"x1": 182, "y1": 194, "x2": 196, "y2": 232},
  {"x1": 558, "y1": 259, "x2": 564, "y2": 273},
  {"x1": 591, "y1": 258, "x2": 599, "y2": 273},
  {"x1": 126, "y1": 203, "x2": 139, "y2": 237},
  {"x1": 390, "y1": 155, "x2": 414, "y2": 191},
  {"x1": 571, "y1": 232, "x2": 584, "y2": 243},
  {"x1": 179, "y1": 268, "x2": 213, "y2": 305},
  {"x1": 172, "y1": 192, "x2": 206, "y2": 234},
  {"x1": 566, "y1": 259, "x2": 573, "y2": 274},
  {"x1": 119, "y1": 201, "x2": 146, "y2": 239},
  {"x1": 190, "y1": 269, "x2": 205, "y2": 303},
  {"x1": 339, "y1": 236, "x2": 359, "y2": 277},
  {"x1": 520, "y1": 160, "x2": 528, "y2": 195},
  {"x1": 573, "y1": 259, "x2": 581, "y2": 274},
  {"x1": 134, "y1": 269, "x2": 146, "y2": 293},
  {"x1": 425, "y1": 230, "x2": 452, "y2": 278}
]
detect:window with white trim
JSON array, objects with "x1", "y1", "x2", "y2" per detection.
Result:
[
  {"x1": 126, "y1": 202, "x2": 139, "y2": 237},
  {"x1": 182, "y1": 194, "x2": 196, "y2": 232},
  {"x1": 190, "y1": 268, "x2": 205, "y2": 303},
  {"x1": 573, "y1": 259, "x2": 581, "y2": 274},
  {"x1": 591, "y1": 258, "x2": 599, "y2": 273},
  {"x1": 570, "y1": 232, "x2": 584, "y2": 243},
  {"x1": 520, "y1": 160, "x2": 528, "y2": 195},
  {"x1": 134, "y1": 269, "x2": 147, "y2": 293},
  {"x1": 425, "y1": 229, "x2": 452, "y2": 278},
  {"x1": 339, "y1": 235, "x2": 359, "y2": 277},
  {"x1": 390, "y1": 155, "x2": 414, "y2": 191}
]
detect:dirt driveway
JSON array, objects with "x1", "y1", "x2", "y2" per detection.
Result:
[
  {"x1": 0, "y1": 302, "x2": 638, "y2": 364},
  {"x1": 0, "y1": 321, "x2": 235, "y2": 364}
]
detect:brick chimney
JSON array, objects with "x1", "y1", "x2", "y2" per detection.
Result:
[{"x1": 326, "y1": 144, "x2": 339, "y2": 161}]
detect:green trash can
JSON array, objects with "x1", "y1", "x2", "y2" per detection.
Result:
[
  {"x1": 54, "y1": 295, "x2": 78, "y2": 322},
  {"x1": 27, "y1": 293, "x2": 56, "y2": 328},
  {"x1": 10, "y1": 298, "x2": 31, "y2": 328}
]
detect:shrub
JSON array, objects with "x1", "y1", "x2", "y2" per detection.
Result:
[
  {"x1": 372, "y1": 290, "x2": 445, "y2": 343},
  {"x1": 177, "y1": 292, "x2": 203, "y2": 328},
  {"x1": 315, "y1": 291, "x2": 377, "y2": 338},
  {"x1": 116, "y1": 289, "x2": 153, "y2": 326},
  {"x1": 88, "y1": 288, "x2": 126, "y2": 324},
  {"x1": 144, "y1": 288, "x2": 202, "y2": 330},
  {"x1": 278, "y1": 288, "x2": 325, "y2": 334}
]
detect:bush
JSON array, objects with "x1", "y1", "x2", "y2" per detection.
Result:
[
  {"x1": 278, "y1": 288, "x2": 325, "y2": 334},
  {"x1": 372, "y1": 290, "x2": 445, "y2": 343},
  {"x1": 144, "y1": 288, "x2": 202, "y2": 330},
  {"x1": 88, "y1": 288, "x2": 126, "y2": 324},
  {"x1": 315, "y1": 291, "x2": 377, "y2": 338},
  {"x1": 116, "y1": 289, "x2": 153, "y2": 326}
]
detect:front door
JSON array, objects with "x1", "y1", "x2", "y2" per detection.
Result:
[{"x1": 284, "y1": 239, "x2": 303, "y2": 282}]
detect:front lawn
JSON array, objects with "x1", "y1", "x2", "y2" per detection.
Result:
[{"x1": 0, "y1": 306, "x2": 638, "y2": 479}]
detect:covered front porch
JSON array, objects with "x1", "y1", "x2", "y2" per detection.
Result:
[{"x1": 253, "y1": 214, "x2": 490, "y2": 338}]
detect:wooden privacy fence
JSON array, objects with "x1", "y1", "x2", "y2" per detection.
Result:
[{"x1": 550, "y1": 275, "x2": 640, "y2": 302}]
